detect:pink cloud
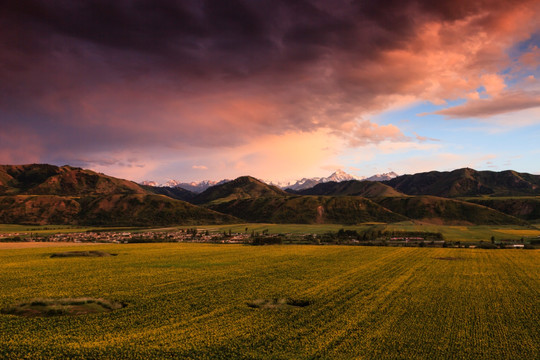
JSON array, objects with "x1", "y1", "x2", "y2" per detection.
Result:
[
  {"x1": 1, "y1": 0, "x2": 539, "y2": 180},
  {"x1": 434, "y1": 91, "x2": 540, "y2": 118}
]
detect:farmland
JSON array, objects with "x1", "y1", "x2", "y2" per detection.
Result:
[
  {"x1": 171, "y1": 222, "x2": 540, "y2": 242},
  {"x1": 0, "y1": 243, "x2": 538, "y2": 359}
]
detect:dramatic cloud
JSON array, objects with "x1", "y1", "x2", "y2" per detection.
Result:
[
  {"x1": 1, "y1": 0, "x2": 539, "y2": 180},
  {"x1": 435, "y1": 91, "x2": 540, "y2": 118}
]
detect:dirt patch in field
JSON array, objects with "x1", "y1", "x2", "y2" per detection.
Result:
[
  {"x1": 247, "y1": 298, "x2": 311, "y2": 309},
  {"x1": 434, "y1": 257, "x2": 464, "y2": 261},
  {"x1": 50, "y1": 250, "x2": 116, "y2": 258},
  {"x1": 1, "y1": 298, "x2": 126, "y2": 317}
]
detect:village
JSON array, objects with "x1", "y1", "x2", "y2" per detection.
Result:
[{"x1": 0, "y1": 228, "x2": 534, "y2": 249}]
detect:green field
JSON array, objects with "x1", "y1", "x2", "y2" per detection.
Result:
[
  {"x1": 0, "y1": 224, "x2": 138, "y2": 235},
  {"x1": 3, "y1": 222, "x2": 540, "y2": 243},
  {"x1": 0, "y1": 243, "x2": 538, "y2": 359},
  {"x1": 171, "y1": 222, "x2": 540, "y2": 242}
]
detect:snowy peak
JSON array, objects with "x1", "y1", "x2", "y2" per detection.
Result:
[
  {"x1": 141, "y1": 169, "x2": 398, "y2": 193},
  {"x1": 365, "y1": 172, "x2": 399, "y2": 181},
  {"x1": 139, "y1": 179, "x2": 230, "y2": 193},
  {"x1": 323, "y1": 169, "x2": 363, "y2": 183},
  {"x1": 177, "y1": 180, "x2": 230, "y2": 193},
  {"x1": 140, "y1": 180, "x2": 158, "y2": 186},
  {"x1": 163, "y1": 179, "x2": 182, "y2": 187},
  {"x1": 285, "y1": 169, "x2": 362, "y2": 191}
]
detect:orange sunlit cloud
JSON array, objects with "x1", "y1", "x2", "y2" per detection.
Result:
[{"x1": 1, "y1": 0, "x2": 539, "y2": 181}]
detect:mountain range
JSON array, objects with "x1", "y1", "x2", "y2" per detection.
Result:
[
  {"x1": 0, "y1": 164, "x2": 539, "y2": 226},
  {"x1": 141, "y1": 169, "x2": 399, "y2": 193},
  {"x1": 0, "y1": 164, "x2": 236, "y2": 226}
]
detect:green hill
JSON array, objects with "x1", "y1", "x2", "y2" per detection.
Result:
[
  {"x1": 0, "y1": 164, "x2": 236, "y2": 226},
  {"x1": 465, "y1": 197, "x2": 540, "y2": 221},
  {"x1": 0, "y1": 164, "x2": 146, "y2": 196},
  {"x1": 384, "y1": 168, "x2": 540, "y2": 197},
  {"x1": 78, "y1": 194, "x2": 237, "y2": 226},
  {"x1": 0, "y1": 195, "x2": 81, "y2": 225},
  {"x1": 297, "y1": 180, "x2": 405, "y2": 197},
  {"x1": 0, "y1": 194, "x2": 237, "y2": 226},
  {"x1": 375, "y1": 196, "x2": 527, "y2": 225},
  {"x1": 142, "y1": 185, "x2": 196, "y2": 202},
  {"x1": 192, "y1": 176, "x2": 288, "y2": 205},
  {"x1": 206, "y1": 195, "x2": 407, "y2": 224}
]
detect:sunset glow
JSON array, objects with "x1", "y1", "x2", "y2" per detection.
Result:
[{"x1": 1, "y1": 0, "x2": 539, "y2": 182}]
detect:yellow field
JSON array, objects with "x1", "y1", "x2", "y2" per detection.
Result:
[{"x1": 0, "y1": 243, "x2": 538, "y2": 359}]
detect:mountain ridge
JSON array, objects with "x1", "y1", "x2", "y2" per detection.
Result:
[
  {"x1": 1, "y1": 164, "x2": 538, "y2": 226},
  {"x1": 384, "y1": 168, "x2": 540, "y2": 197},
  {"x1": 0, "y1": 164, "x2": 236, "y2": 226},
  {"x1": 141, "y1": 169, "x2": 399, "y2": 193}
]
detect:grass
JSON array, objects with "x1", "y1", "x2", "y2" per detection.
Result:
[
  {"x1": 164, "y1": 222, "x2": 540, "y2": 242},
  {"x1": 170, "y1": 223, "x2": 380, "y2": 234},
  {"x1": 2, "y1": 222, "x2": 539, "y2": 243},
  {"x1": 382, "y1": 222, "x2": 540, "y2": 242},
  {"x1": 0, "y1": 224, "x2": 138, "y2": 235},
  {"x1": 0, "y1": 243, "x2": 538, "y2": 359}
]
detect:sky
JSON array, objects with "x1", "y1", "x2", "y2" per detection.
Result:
[{"x1": 1, "y1": 0, "x2": 540, "y2": 184}]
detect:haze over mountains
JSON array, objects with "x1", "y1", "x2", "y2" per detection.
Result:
[{"x1": 0, "y1": 164, "x2": 539, "y2": 226}]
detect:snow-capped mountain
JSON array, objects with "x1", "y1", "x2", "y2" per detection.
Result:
[
  {"x1": 141, "y1": 169, "x2": 398, "y2": 193},
  {"x1": 140, "y1": 179, "x2": 230, "y2": 193},
  {"x1": 140, "y1": 180, "x2": 158, "y2": 187},
  {"x1": 323, "y1": 169, "x2": 364, "y2": 183},
  {"x1": 282, "y1": 169, "x2": 364, "y2": 191},
  {"x1": 276, "y1": 170, "x2": 399, "y2": 191},
  {"x1": 173, "y1": 180, "x2": 230, "y2": 193},
  {"x1": 365, "y1": 172, "x2": 399, "y2": 181}
]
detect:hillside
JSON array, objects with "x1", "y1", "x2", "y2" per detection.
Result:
[
  {"x1": 192, "y1": 176, "x2": 288, "y2": 205},
  {"x1": 0, "y1": 164, "x2": 236, "y2": 226},
  {"x1": 465, "y1": 197, "x2": 540, "y2": 221},
  {"x1": 0, "y1": 164, "x2": 146, "y2": 196},
  {"x1": 206, "y1": 195, "x2": 407, "y2": 224},
  {"x1": 0, "y1": 195, "x2": 81, "y2": 225},
  {"x1": 375, "y1": 196, "x2": 527, "y2": 225},
  {"x1": 296, "y1": 180, "x2": 405, "y2": 197},
  {"x1": 0, "y1": 164, "x2": 536, "y2": 226},
  {"x1": 384, "y1": 168, "x2": 540, "y2": 197},
  {"x1": 78, "y1": 194, "x2": 237, "y2": 226},
  {"x1": 142, "y1": 185, "x2": 196, "y2": 202}
]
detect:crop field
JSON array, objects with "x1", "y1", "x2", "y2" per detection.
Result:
[
  {"x1": 0, "y1": 244, "x2": 538, "y2": 359},
  {"x1": 0, "y1": 224, "x2": 138, "y2": 235},
  {"x1": 382, "y1": 223, "x2": 540, "y2": 242},
  {"x1": 171, "y1": 223, "x2": 379, "y2": 234},
  {"x1": 2, "y1": 222, "x2": 539, "y2": 243},
  {"x1": 171, "y1": 222, "x2": 540, "y2": 242}
]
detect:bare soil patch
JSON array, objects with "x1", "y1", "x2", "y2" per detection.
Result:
[
  {"x1": 247, "y1": 298, "x2": 311, "y2": 309},
  {"x1": 1, "y1": 298, "x2": 126, "y2": 317}
]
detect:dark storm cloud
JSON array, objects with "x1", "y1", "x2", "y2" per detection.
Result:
[{"x1": 0, "y1": 0, "x2": 538, "y2": 164}]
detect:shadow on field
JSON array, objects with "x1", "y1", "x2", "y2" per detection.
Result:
[
  {"x1": 247, "y1": 298, "x2": 312, "y2": 309},
  {"x1": 1, "y1": 298, "x2": 127, "y2": 317},
  {"x1": 50, "y1": 251, "x2": 117, "y2": 258}
]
